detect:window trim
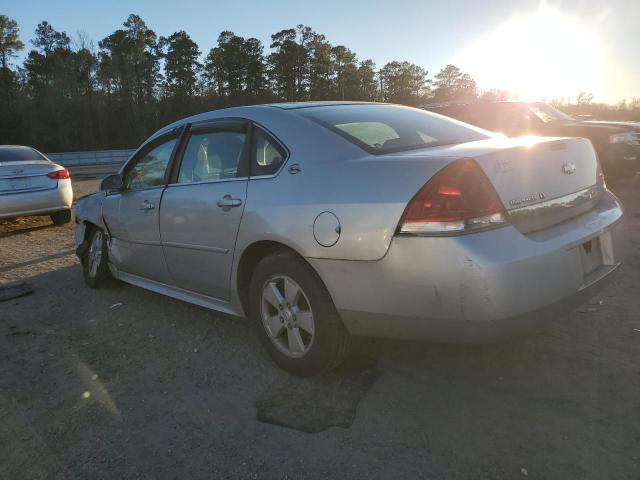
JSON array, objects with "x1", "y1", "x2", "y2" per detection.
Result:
[
  {"x1": 167, "y1": 118, "x2": 251, "y2": 186},
  {"x1": 249, "y1": 123, "x2": 289, "y2": 178},
  {"x1": 119, "y1": 127, "x2": 183, "y2": 192}
]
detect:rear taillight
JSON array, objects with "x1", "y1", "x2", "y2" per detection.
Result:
[
  {"x1": 398, "y1": 158, "x2": 507, "y2": 235},
  {"x1": 595, "y1": 152, "x2": 606, "y2": 190},
  {"x1": 47, "y1": 168, "x2": 70, "y2": 180}
]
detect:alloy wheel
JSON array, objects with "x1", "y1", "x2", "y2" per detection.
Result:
[
  {"x1": 87, "y1": 231, "x2": 104, "y2": 278},
  {"x1": 260, "y1": 275, "x2": 315, "y2": 358}
]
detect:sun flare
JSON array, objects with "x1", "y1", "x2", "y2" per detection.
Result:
[{"x1": 456, "y1": 4, "x2": 608, "y2": 101}]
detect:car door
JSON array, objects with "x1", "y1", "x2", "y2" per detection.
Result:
[
  {"x1": 159, "y1": 120, "x2": 250, "y2": 299},
  {"x1": 102, "y1": 130, "x2": 181, "y2": 283}
]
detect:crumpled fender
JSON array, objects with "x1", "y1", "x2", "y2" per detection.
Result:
[{"x1": 74, "y1": 191, "x2": 108, "y2": 257}]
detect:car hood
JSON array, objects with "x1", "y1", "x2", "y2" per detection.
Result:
[
  {"x1": 76, "y1": 189, "x2": 106, "y2": 203},
  {"x1": 551, "y1": 121, "x2": 628, "y2": 133},
  {"x1": 581, "y1": 120, "x2": 640, "y2": 131}
]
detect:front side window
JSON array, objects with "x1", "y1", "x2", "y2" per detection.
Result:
[
  {"x1": 298, "y1": 104, "x2": 491, "y2": 154},
  {"x1": 125, "y1": 138, "x2": 177, "y2": 190},
  {"x1": 177, "y1": 131, "x2": 246, "y2": 184},
  {"x1": 252, "y1": 128, "x2": 285, "y2": 176}
]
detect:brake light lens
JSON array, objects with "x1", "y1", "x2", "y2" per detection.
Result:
[
  {"x1": 398, "y1": 158, "x2": 507, "y2": 235},
  {"x1": 47, "y1": 168, "x2": 70, "y2": 180},
  {"x1": 594, "y1": 151, "x2": 606, "y2": 190}
]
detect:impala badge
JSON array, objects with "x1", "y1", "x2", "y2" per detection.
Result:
[
  {"x1": 562, "y1": 162, "x2": 577, "y2": 175},
  {"x1": 508, "y1": 192, "x2": 546, "y2": 207}
]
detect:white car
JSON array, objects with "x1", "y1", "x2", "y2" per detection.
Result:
[{"x1": 0, "y1": 146, "x2": 73, "y2": 225}]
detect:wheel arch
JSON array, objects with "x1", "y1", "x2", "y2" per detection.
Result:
[
  {"x1": 75, "y1": 220, "x2": 102, "y2": 261},
  {"x1": 82, "y1": 220, "x2": 99, "y2": 239},
  {"x1": 235, "y1": 240, "x2": 332, "y2": 318}
]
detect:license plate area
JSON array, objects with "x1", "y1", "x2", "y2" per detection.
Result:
[
  {"x1": 580, "y1": 236, "x2": 604, "y2": 276},
  {"x1": 0, "y1": 175, "x2": 50, "y2": 194},
  {"x1": 10, "y1": 177, "x2": 32, "y2": 190}
]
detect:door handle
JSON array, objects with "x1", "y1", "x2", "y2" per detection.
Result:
[
  {"x1": 217, "y1": 195, "x2": 242, "y2": 210},
  {"x1": 140, "y1": 200, "x2": 155, "y2": 210}
]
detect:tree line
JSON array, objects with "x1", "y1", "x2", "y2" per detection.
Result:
[
  {"x1": 0, "y1": 14, "x2": 481, "y2": 152},
  {"x1": 0, "y1": 14, "x2": 637, "y2": 152}
]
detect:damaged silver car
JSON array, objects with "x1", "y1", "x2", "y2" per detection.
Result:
[{"x1": 74, "y1": 102, "x2": 625, "y2": 374}]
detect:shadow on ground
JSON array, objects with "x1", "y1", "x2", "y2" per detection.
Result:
[
  {"x1": 0, "y1": 217, "x2": 56, "y2": 238},
  {"x1": 255, "y1": 356, "x2": 380, "y2": 433}
]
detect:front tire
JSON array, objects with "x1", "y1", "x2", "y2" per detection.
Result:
[
  {"x1": 249, "y1": 251, "x2": 351, "y2": 375},
  {"x1": 82, "y1": 228, "x2": 116, "y2": 288},
  {"x1": 50, "y1": 210, "x2": 71, "y2": 225}
]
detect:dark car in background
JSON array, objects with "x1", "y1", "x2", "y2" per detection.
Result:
[{"x1": 422, "y1": 101, "x2": 640, "y2": 179}]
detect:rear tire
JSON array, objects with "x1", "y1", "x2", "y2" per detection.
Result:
[
  {"x1": 82, "y1": 227, "x2": 116, "y2": 288},
  {"x1": 249, "y1": 250, "x2": 351, "y2": 376},
  {"x1": 50, "y1": 210, "x2": 71, "y2": 225}
]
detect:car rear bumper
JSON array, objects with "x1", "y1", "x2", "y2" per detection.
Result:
[
  {"x1": 0, "y1": 180, "x2": 73, "y2": 219},
  {"x1": 308, "y1": 190, "x2": 626, "y2": 342}
]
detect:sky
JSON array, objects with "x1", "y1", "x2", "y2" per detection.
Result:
[{"x1": 3, "y1": 0, "x2": 639, "y2": 103}]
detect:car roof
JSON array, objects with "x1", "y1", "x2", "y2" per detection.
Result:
[
  {"x1": 422, "y1": 100, "x2": 534, "y2": 109},
  {"x1": 149, "y1": 102, "x2": 402, "y2": 141},
  {"x1": 0, "y1": 145, "x2": 36, "y2": 150},
  {"x1": 0, "y1": 145, "x2": 48, "y2": 162},
  {"x1": 264, "y1": 101, "x2": 387, "y2": 110},
  {"x1": 0, "y1": 145, "x2": 44, "y2": 156}
]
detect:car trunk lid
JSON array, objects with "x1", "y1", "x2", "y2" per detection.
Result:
[
  {"x1": 0, "y1": 161, "x2": 61, "y2": 195},
  {"x1": 395, "y1": 136, "x2": 602, "y2": 234},
  {"x1": 470, "y1": 137, "x2": 601, "y2": 233}
]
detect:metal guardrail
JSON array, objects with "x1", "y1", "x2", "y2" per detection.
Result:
[{"x1": 46, "y1": 149, "x2": 136, "y2": 167}]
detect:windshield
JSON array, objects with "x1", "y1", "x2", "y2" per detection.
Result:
[
  {"x1": 297, "y1": 104, "x2": 492, "y2": 154},
  {"x1": 0, "y1": 146, "x2": 47, "y2": 162},
  {"x1": 528, "y1": 103, "x2": 575, "y2": 123}
]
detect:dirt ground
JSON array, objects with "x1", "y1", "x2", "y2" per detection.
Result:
[{"x1": 1, "y1": 175, "x2": 639, "y2": 479}]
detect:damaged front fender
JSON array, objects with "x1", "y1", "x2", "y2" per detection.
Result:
[{"x1": 73, "y1": 191, "x2": 108, "y2": 254}]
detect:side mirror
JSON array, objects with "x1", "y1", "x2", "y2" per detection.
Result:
[{"x1": 100, "y1": 174, "x2": 124, "y2": 192}]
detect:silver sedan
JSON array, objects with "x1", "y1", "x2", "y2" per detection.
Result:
[
  {"x1": 74, "y1": 102, "x2": 625, "y2": 374},
  {"x1": 0, "y1": 145, "x2": 73, "y2": 224}
]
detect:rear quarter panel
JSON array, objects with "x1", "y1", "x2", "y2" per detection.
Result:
[
  {"x1": 234, "y1": 107, "x2": 456, "y2": 261},
  {"x1": 238, "y1": 155, "x2": 454, "y2": 261}
]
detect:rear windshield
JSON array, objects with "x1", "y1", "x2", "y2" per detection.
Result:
[
  {"x1": 0, "y1": 146, "x2": 47, "y2": 162},
  {"x1": 297, "y1": 104, "x2": 491, "y2": 154},
  {"x1": 528, "y1": 103, "x2": 575, "y2": 123}
]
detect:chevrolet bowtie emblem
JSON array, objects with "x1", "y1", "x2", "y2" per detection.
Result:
[{"x1": 562, "y1": 162, "x2": 577, "y2": 175}]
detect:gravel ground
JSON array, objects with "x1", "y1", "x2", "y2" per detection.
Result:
[{"x1": 0, "y1": 177, "x2": 639, "y2": 479}]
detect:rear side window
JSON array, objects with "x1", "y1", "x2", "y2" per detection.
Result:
[
  {"x1": 251, "y1": 128, "x2": 286, "y2": 176},
  {"x1": 298, "y1": 104, "x2": 491, "y2": 154},
  {"x1": 177, "y1": 131, "x2": 246, "y2": 184},
  {"x1": 0, "y1": 147, "x2": 47, "y2": 162},
  {"x1": 334, "y1": 122, "x2": 399, "y2": 148}
]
